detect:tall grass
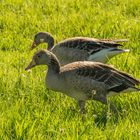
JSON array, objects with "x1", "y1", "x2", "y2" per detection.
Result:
[{"x1": 0, "y1": 0, "x2": 140, "y2": 139}]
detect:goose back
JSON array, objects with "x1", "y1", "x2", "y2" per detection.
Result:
[
  {"x1": 59, "y1": 61, "x2": 140, "y2": 99},
  {"x1": 52, "y1": 37, "x2": 126, "y2": 65}
]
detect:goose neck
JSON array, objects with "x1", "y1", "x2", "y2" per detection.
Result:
[
  {"x1": 46, "y1": 35, "x2": 54, "y2": 50},
  {"x1": 48, "y1": 57, "x2": 60, "y2": 73}
]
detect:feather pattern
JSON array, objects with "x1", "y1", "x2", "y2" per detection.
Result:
[
  {"x1": 61, "y1": 61, "x2": 140, "y2": 93},
  {"x1": 55, "y1": 37, "x2": 122, "y2": 55}
]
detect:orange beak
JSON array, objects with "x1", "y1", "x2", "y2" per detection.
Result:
[
  {"x1": 30, "y1": 41, "x2": 36, "y2": 50},
  {"x1": 25, "y1": 60, "x2": 36, "y2": 71}
]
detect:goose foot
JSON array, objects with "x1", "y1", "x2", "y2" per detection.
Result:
[
  {"x1": 78, "y1": 100, "x2": 86, "y2": 114},
  {"x1": 108, "y1": 101, "x2": 118, "y2": 115}
]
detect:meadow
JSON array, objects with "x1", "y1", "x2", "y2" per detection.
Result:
[{"x1": 0, "y1": 0, "x2": 140, "y2": 139}]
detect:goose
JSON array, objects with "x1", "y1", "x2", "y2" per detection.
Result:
[
  {"x1": 30, "y1": 32, "x2": 129, "y2": 65},
  {"x1": 25, "y1": 49, "x2": 140, "y2": 113}
]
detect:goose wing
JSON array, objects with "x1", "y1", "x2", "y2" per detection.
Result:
[
  {"x1": 55, "y1": 37, "x2": 124, "y2": 55},
  {"x1": 61, "y1": 62, "x2": 140, "y2": 93}
]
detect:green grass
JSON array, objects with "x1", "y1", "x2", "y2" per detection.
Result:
[{"x1": 0, "y1": 0, "x2": 140, "y2": 139}]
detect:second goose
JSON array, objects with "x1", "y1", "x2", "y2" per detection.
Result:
[{"x1": 30, "y1": 32, "x2": 129, "y2": 65}]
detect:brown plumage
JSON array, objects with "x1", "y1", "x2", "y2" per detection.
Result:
[
  {"x1": 25, "y1": 49, "x2": 139, "y2": 113},
  {"x1": 30, "y1": 32, "x2": 129, "y2": 65}
]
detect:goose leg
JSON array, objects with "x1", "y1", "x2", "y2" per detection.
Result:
[
  {"x1": 100, "y1": 98, "x2": 118, "y2": 114},
  {"x1": 78, "y1": 100, "x2": 86, "y2": 114},
  {"x1": 94, "y1": 89, "x2": 118, "y2": 114},
  {"x1": 97, "y1": 97, "x2": 118, "y2": 114},
  {"x1": 94, "y1": 93, "x2": 114, "y2": 113},
  {"x1": 108, "y1": 101, "x2": 118, "y2": 114}
]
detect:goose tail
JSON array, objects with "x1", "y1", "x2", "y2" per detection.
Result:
[
  {"x1": 112, "y1": 39, "x2": 129, "y2": 43},
  {"x1": 110, "y1": 48, "x2": 130, "y2": 53}
]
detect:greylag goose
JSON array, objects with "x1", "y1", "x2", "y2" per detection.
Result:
[
  {"x1": 25, "y1": 49, "x2": 140, "y2": 113},
  {"x1": 30, "y1": 32, "x2": 129, "y2": 65}
]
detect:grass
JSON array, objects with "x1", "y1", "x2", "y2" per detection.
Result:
[{"x1": 0, "y1": 0, "x2": 140, "y2": 139}]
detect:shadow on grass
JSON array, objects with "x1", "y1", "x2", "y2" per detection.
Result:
[{"x1": 93, "y1": 106, "x2": 128, "y2": 130}]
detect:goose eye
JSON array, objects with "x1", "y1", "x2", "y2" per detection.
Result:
[{"x1": 37, "y1": 55, "x2": 41, "y2": 58}]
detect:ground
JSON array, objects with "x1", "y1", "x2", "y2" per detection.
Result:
[{"x1": 0, "y1": 0, "x2": 140, "y2": 139}]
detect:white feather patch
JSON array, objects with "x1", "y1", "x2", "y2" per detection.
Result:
[
  {"x1": 88, "y1": 48, "x2": 129, "y2": 63},
  {"x1": 40, "y1": 39, "x2": 44, "y2": 42}
]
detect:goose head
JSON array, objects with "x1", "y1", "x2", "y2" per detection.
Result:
[
  {"x1": 25, "y1": 49, "x2": 60, "y2": 72},
  {"x1": 30, "y1": 32, "x2": 54, "y2": 50}
]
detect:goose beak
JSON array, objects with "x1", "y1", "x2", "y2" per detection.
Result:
[
  {"x1": 25, "y1": 60, "x2": 36, "y2": 70},
  {"x1": 30, "y1": 41, "x2": 36, "y2": 50}
]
